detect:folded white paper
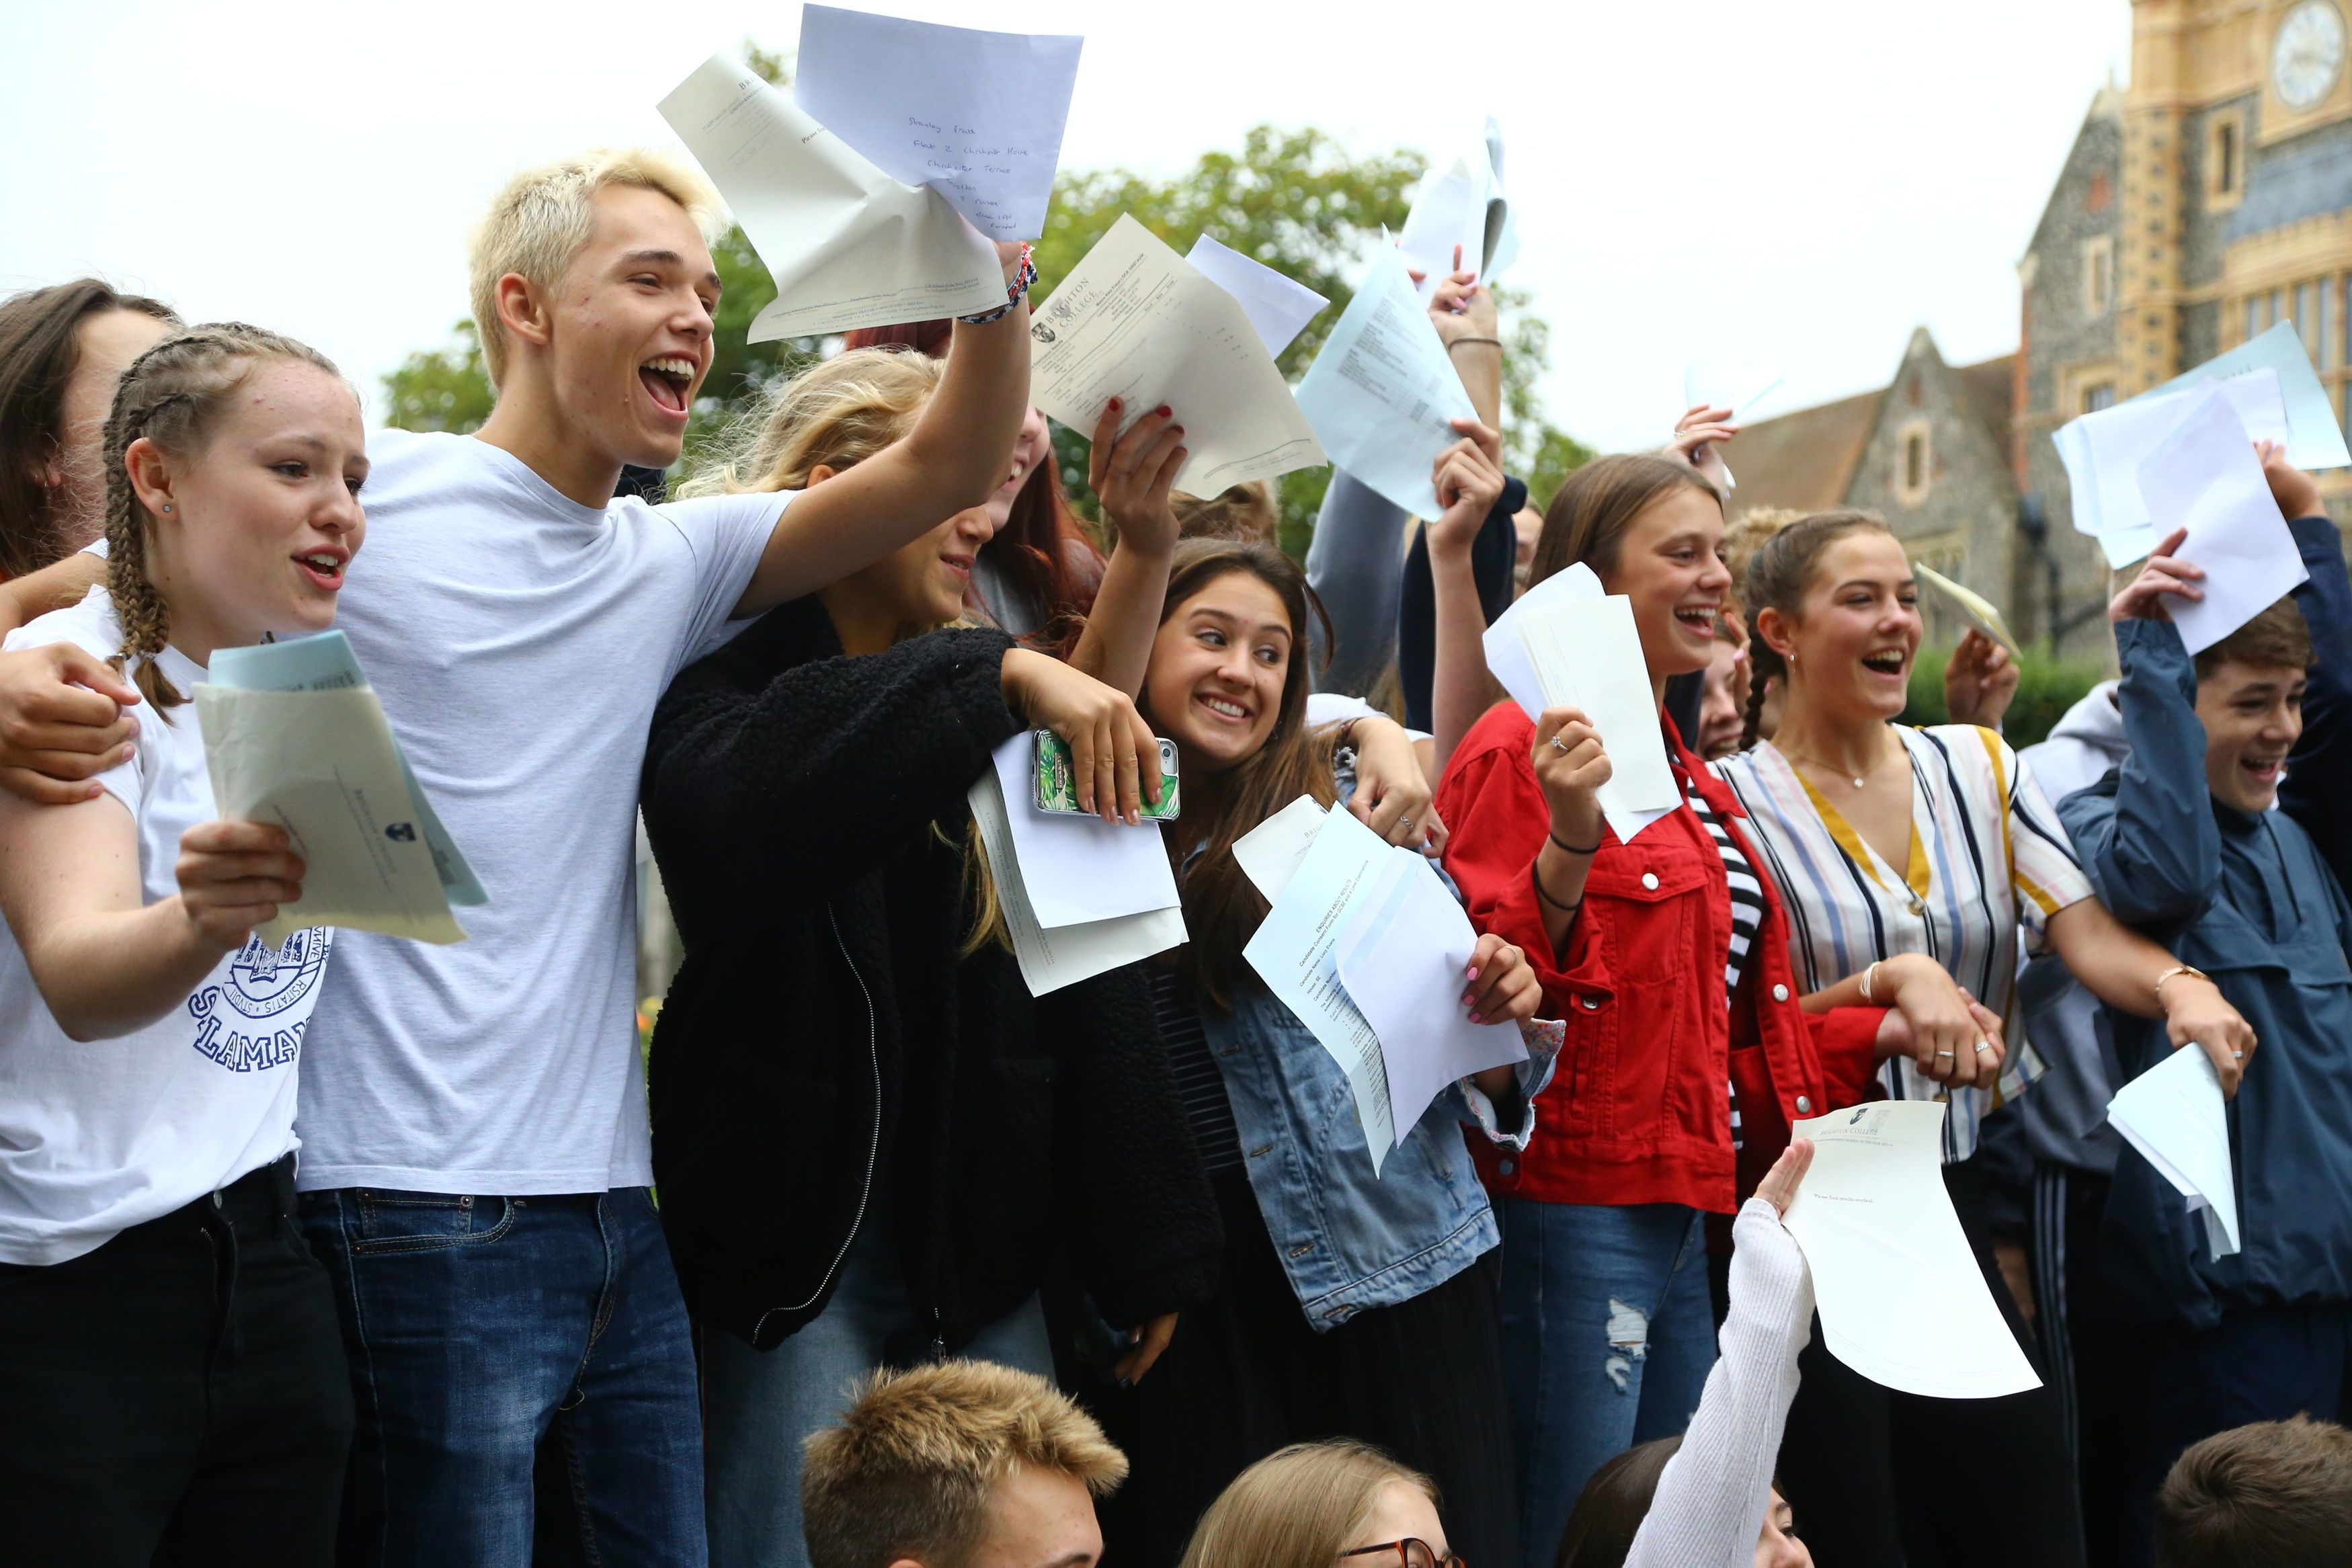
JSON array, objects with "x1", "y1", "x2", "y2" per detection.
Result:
[
  {"x1": 1785, "y1": 1101, "x2": 2043, "y2": 1399},
  {"x1": 1333, "y1": 850, "x2": 1527, "y2": 1147},
  {"x1": 2056, "y1": 368, "x2": 2291, "y2": 542},
  {"x1": 1915, "y1": 564, "x2": 2021, "y2": 655},
  {"x1": 2136, "y1": 383, "x2": 2310, "y2": 655},
  {"x1": 1185, "y1": 234, "x2": 1328, "y2": 359},
  {"x1": 2140, "y1": 321, "x2": 2352, "y2": 472},
  {"x1": 1232, "y1": 792, "x2": 1330, "y2": 905},
  {"x1": 1029, "y1": 214, "x2": 1326, "y2": 495},
  {"x1": 988, "y1": 734, "x2": 1180, "y2": 929},
  {"x1": 795, "y1": 5, "x2": 1082, "y2": 242},
  {"x1": 1240, "y1": 802, "x2": 1398, "y2": 1168},
  {"x1": 2107, "y1": 1042, "x2": 2240, "y2": 1261},
  {"x1": 658, "y1": 53, "x2": 1004, "y2": 341},
  {"x1": 967, "y1": 764, "x2": 1186, "y2": 996},
  {"x1": 197, "y1": 634, "x2": 477, "y2": 948},
  {"x1": 1295, "y1": 239, "x2": 1477, "y2": 518},
  {"x1": 1396, "y1": 118, "x2": 1518, "y2": 297}
]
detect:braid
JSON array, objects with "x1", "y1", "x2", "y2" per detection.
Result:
[
  {"x1": 98, "y1": 323, "x2": 343, "y2": 714},
  {"x1": 1740, "y1": 642, "x2": 1779, "y2": 751}
]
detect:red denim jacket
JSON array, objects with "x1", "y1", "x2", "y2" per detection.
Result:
[{"x1": 1436, "y1": 703, "x2": 1884, "y2": 1213}]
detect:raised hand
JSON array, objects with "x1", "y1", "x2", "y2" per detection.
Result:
[
  {"x1": 2257, "y1": 439, "x2": 2321, "y2": 520},
  {"x1": 1665, "y1": 404, "x2": 1738, "y2": 492},
  {"x1": 1532, "y1": 705, "x2": 1611, "y2": 852},
  {"x1": 1943, "y1": 629, "x2": 2021, "y2": 729},
  {"x1": 2108, "y1": 526, "x2": 2204, "y2": 622},
  {"x1": 1088, "y1": 397, "x2": 1186, "y2": 557},
  {"x1": 175, "y1": 819, "x2": 305, "y2": 953},
  {"x1": 1000, "y1": 648, "x2": 1163, "y2": 825},
  {"x1": 1427, "y1": 420, "x2": 1507, "y2": 559}
]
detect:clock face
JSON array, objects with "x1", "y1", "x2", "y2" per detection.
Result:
[{"x1": 2275, "y1": 0, "x2": 2347, "y2": 111}]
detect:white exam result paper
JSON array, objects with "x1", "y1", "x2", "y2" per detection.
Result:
[
  {"x1": 967, "y1": 765, "x2": 1187, "y2": 996},
  {"x1": 2106, "y1": 1043, "x2": 2240, "y2": 1260},
  {"x1": 988, "y1": 734, "x2": 1180, "y2": 929},
  {"x1": 658, "y1": 54, "x2": 1003, "y2": 340},
  {"x1": 1520, "y1": 593, "x2": 1681, "y2": 839},
  {"x1": 194, "y1": 684, "x2": 468, "y2": 948},
  {"x1": 795, "y1": 5, "x2": 1082, "y2": 242},
  {"x1": 1784, "y1": 1101, "x2": 2043, "y2": 1399},
  {"x1": 2054, "y1": 368, "x2": 2290, "y2": 543},
  {"x1": 1242, "y1": 803, "x2": 1398, "y2": 1169},
  {"x1": 1028, "y1": 214, "x2": 1325, "y2": 495},
  {"x1": 1294, "y1": 239, "x2": 1477, "y2": 518},
  {"x1": 1395, "y1": 120, "x2": 1518, "y2": 297},
  {"x1": 2138, "y1": 321, "x2": 2352, "y2": 472},
  {"x1": 1333, "y1": 851, "x2": 1526, "y2": 1147},
  {"x1": 1232, "y1": 793, "x2": 1330, "y2": 905},
  {"x1": 2136, "y1": 383, "x2": 2310, "y2": 655},
  {"x1": 1185, "y1": 234, "x2": 1328, "y2": 359}
]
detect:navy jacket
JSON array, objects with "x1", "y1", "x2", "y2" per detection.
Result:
[
  {"x1": 2060, "y1": 615, "x2": 2352, "y2": 1329},
  {"x1": 2279, "y1": 514, "x2": 2352, "y2": 894}
]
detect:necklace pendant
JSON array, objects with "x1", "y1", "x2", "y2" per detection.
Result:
[{"x1": 1851, "y1": 776, "x2": 1865, "y2": 789}]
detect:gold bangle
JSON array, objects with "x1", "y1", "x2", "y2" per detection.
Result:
[{"x1": 2153, "y1": 963, "x2": 2209, "y2": 1009}]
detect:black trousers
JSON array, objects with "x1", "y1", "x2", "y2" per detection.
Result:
[
  {"x1": 1777, "y1": 1157, "x2": 2087, "y2": 1568},
  {"x1": 0, "y1": 1155, "x2": 355, "y2": 1566},
  {"x1": 1093, "y1": 1171, "x2": 1520, "y2": 1568},
  {"x1": 2029, "y1": 1162, "x2": 2148, "y2": 1568}
]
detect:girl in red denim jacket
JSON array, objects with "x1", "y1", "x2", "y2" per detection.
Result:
[{"x1": 1428, "y1": 451, "x2": 2000, "y2": 1568}]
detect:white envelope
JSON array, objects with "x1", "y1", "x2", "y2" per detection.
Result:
[
  {"x1": 988, "y1": 734, "x2": 1180, "y2": 930},
  {"x1": 967, "y1": 765, "x2": 1186, "y2": 997},
  {"x1": 658, "y1": 54, "x2": 1004, "y2": 341},
  {"x1": 795, "y1": 5, "x2": 1082, "y2": 242},
  {"x1": 1028, "y1": 214, "x2": 1326, "y2": 496}
]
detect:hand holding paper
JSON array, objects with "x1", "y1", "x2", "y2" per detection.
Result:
[
  {"x1": 1396, "y1": 119, "x2": 1517, "y2": 298},
  {"x1": 1028, "y1": 215, "x2": 1325, "y2": 495},
  {"x1": 1295, "y1": 239, "x2": 1479, "y2": 517}
]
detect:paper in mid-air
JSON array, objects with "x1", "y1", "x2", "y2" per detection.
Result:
[
  {"x1": 1914, "y1": 564, "x2": 2021, "y2": 656},
  {"x1": 2136, "y1": 382, "x2": 2310, "y2": 655}
]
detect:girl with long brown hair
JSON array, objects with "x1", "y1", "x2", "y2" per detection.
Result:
[
  {"x1": 1096, "y1": 523, "x2": 1551, "y2": 1568},
  {"x1": 0, "y1": 323, "x2": 363, "y2": 1561}
]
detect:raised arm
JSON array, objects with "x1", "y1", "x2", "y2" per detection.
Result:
[
  {"x1": 0, "y1": 790, "x2": 305, "y2": 1041},
  {"x1": 2266, "y1": 448, "x2": 2352, "y2": 886},
  {"x1": 1305, "y1": 470, "x2": 1411, "y2": 695},
  {"x1": 731, "y1": 245, "x2": 1035, "y2": 615},
  {"x1": 1067, "y1": 400, "x2": 1184, "y2": 697},
  {"x1": 1424, "y1": 419, "x2": 1507, "y2": 776}
]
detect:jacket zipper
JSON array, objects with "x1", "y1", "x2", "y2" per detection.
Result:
[{"x1": 753, "y1": 904, "x2": 881, "y2": 1344}]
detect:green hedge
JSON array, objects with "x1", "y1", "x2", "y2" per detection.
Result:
[{"x1": 1898, "y1": 646, "x2": 2110, "y2": 749}]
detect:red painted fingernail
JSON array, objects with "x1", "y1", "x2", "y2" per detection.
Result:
[
  {"x1": 1107, "y1": 397, "x2": 1121, "y2": 412},
  {"x1": 1156, "y1": 405, "x2": 1171, "y2": 417}
]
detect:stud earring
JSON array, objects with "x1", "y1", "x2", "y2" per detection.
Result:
[{"x1": 161, "y1": 504, "x2": 172, "y2": 513}]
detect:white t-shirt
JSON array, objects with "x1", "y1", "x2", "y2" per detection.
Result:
[
  {"x1": 0, "y1": 591, "x2": 333, "y2": 1264},
  {"x1": 287, "y1": 430, "x2": 778, "y2": 1194}
]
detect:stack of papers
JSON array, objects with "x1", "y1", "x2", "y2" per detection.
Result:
[
  {"x1": 1477, "y1": 563, "x2": 1678, "y2": 842},
  {"x1": 1784, "y1": 1101, "x2": 2043, "y2": 1399},
  {"x1": 1028, "y1": 214, "x2": 1326, "y2": 495},
  {"x1": 196, "y1": 632, "x2": 483, "y2": 946},
  {"x1": 1395, "y1": 116, "x2": 1518, "y2": 297},
  {"x1": 2136, "y1": 383, "x2": 2310, "y2": 654},
  {"x1": 1235, "y1": 798, "x2": 1527, "y2": 1170},
  {"x1": 661, "y1": 7, "x2": 1083, "y2": 339},
  {"x1": 966, "y1": 734, "x2": 1185, "y2": 996},
  {"x1": 1294, "y1": 238, "x2": 1478, "y2": 517},
  {"x1": 2055, "y1": 322, "x2": 2349, "y2": 569},
  {"x1": 2106, "y1": 1042, "x2": 2241, "y2": 1261}
]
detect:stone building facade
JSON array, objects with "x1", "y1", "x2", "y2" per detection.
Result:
[{"x1": 1733, "y1": 0, "x2": 2352, "y2": 661}]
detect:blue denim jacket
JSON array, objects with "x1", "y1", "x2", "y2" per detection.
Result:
[{"x1": 1202, "y1": 991, "x2": 1556, "y2": 1330}]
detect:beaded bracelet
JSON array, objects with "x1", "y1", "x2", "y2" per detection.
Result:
[{"x1": 959, "y1": 243, "x2": 1037, "y2": 325}]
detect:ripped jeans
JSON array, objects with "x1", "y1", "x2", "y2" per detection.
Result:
[{"x1": 1496, "y1": 1199, "x2": 1715, "y2": 1568}]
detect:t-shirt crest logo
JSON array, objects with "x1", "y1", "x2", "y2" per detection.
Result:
[{"x1": 223, "y1": 929, "x2": 333, "y2": 1020}]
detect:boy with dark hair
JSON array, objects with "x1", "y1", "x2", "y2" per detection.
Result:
[
  {"x1": 2156, "y1": 1416, "x2": 2352, "y2": 1568},
  {"x1": 2058, "y1": 453, "x2": 2352, "y2": 1567},
  {"x1": 801, "y1": 1360, "x2": 1127, "y2": 1568}
]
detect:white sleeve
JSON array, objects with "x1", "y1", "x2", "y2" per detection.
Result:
[
  {"x1": 1623, "y1": 1200, "x2": 1813, "y2": 1568},
  {"x1": 655, "y1": 490, "x2": 794, "y2": 670}
]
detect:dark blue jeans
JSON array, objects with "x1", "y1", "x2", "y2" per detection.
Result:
[{"x1": 299, "y1": 1186, "x2": 704, "y2": 1567}]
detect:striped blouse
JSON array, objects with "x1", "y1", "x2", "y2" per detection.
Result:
[{"x1": 1712, "y1": 725, "x2": 2095, "y2": 1161}]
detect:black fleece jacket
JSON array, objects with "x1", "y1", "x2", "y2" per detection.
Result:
[{"x1": 640, "y1": 597, "x2": 1223, "y2": 1352}]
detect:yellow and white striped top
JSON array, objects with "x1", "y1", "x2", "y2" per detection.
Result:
[{"x1": 1713, "y1": 725, "x2": 2095, "y2": 1162}]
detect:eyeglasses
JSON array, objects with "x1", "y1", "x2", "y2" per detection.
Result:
[{"x1": 1340, "y1": 1540, "x2": 1465, "y2": 1568}]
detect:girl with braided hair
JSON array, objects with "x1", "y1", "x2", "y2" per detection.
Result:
[{"x1": 0, "y1": 321, "x2": 366, "y2": 1563}]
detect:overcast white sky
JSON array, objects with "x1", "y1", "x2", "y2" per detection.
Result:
[{"x1": 0, "y1": 0, "x2": 2129, "y2": 453}]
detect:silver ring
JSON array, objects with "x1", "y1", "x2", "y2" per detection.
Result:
[
  {"x1": 1397, "y1": 817, "x2": 1414, "y2": 831},
  {"x1": 1974, "y1": 1040, "x2": 1994, "y2": 1055},
  {"x1": 1935, "y1": 1049, "x2": 1956, "y2": 1059},
  {"x1": 1550, "y1": 735, "x2": 1572, "y2": 753},
  {"x1": 2232, "y1": 1050, "x2": 2245, "y2": 1059}
]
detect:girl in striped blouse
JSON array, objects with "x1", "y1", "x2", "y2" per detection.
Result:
[{"x1": 1715, "y1": 511, "x2": 2254, "y2": 1568}]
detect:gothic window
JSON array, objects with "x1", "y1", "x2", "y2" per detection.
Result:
[{"x1": 1895, "y1": 419, "x2": 1933, "y2": 507}]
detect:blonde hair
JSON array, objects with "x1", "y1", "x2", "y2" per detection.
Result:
[
  {"x1": 468, "y1": 148, "x2": 725, "y2": 386},
  {"x1": 801, "y1": 1360, "x2": 1128, "y2": 1568},
  {"x1": 675, "y1": 347, "x2": 944, "y2": 498},
  {"x1": 102, "y1": 323, "x2": 345, "y2": 713},
  {"x1": 1178, "y1": 1440, "x2": 1439, "y2": 1568},
  {"x1": 1171, "y1": 481, "x2": 1280, "y2": 546},
  {"x1": 1723, "y1": 505, "x2": 1806, "y2": 604}
]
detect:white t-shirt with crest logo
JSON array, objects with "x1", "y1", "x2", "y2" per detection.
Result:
[{"x1": 0, "y1": 589, "x2": 333, "y2": 1264}]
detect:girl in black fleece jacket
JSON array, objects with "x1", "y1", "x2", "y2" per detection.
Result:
[{"x1": 639, "y1": 349, "x2": 1221, "y2": 1568}]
